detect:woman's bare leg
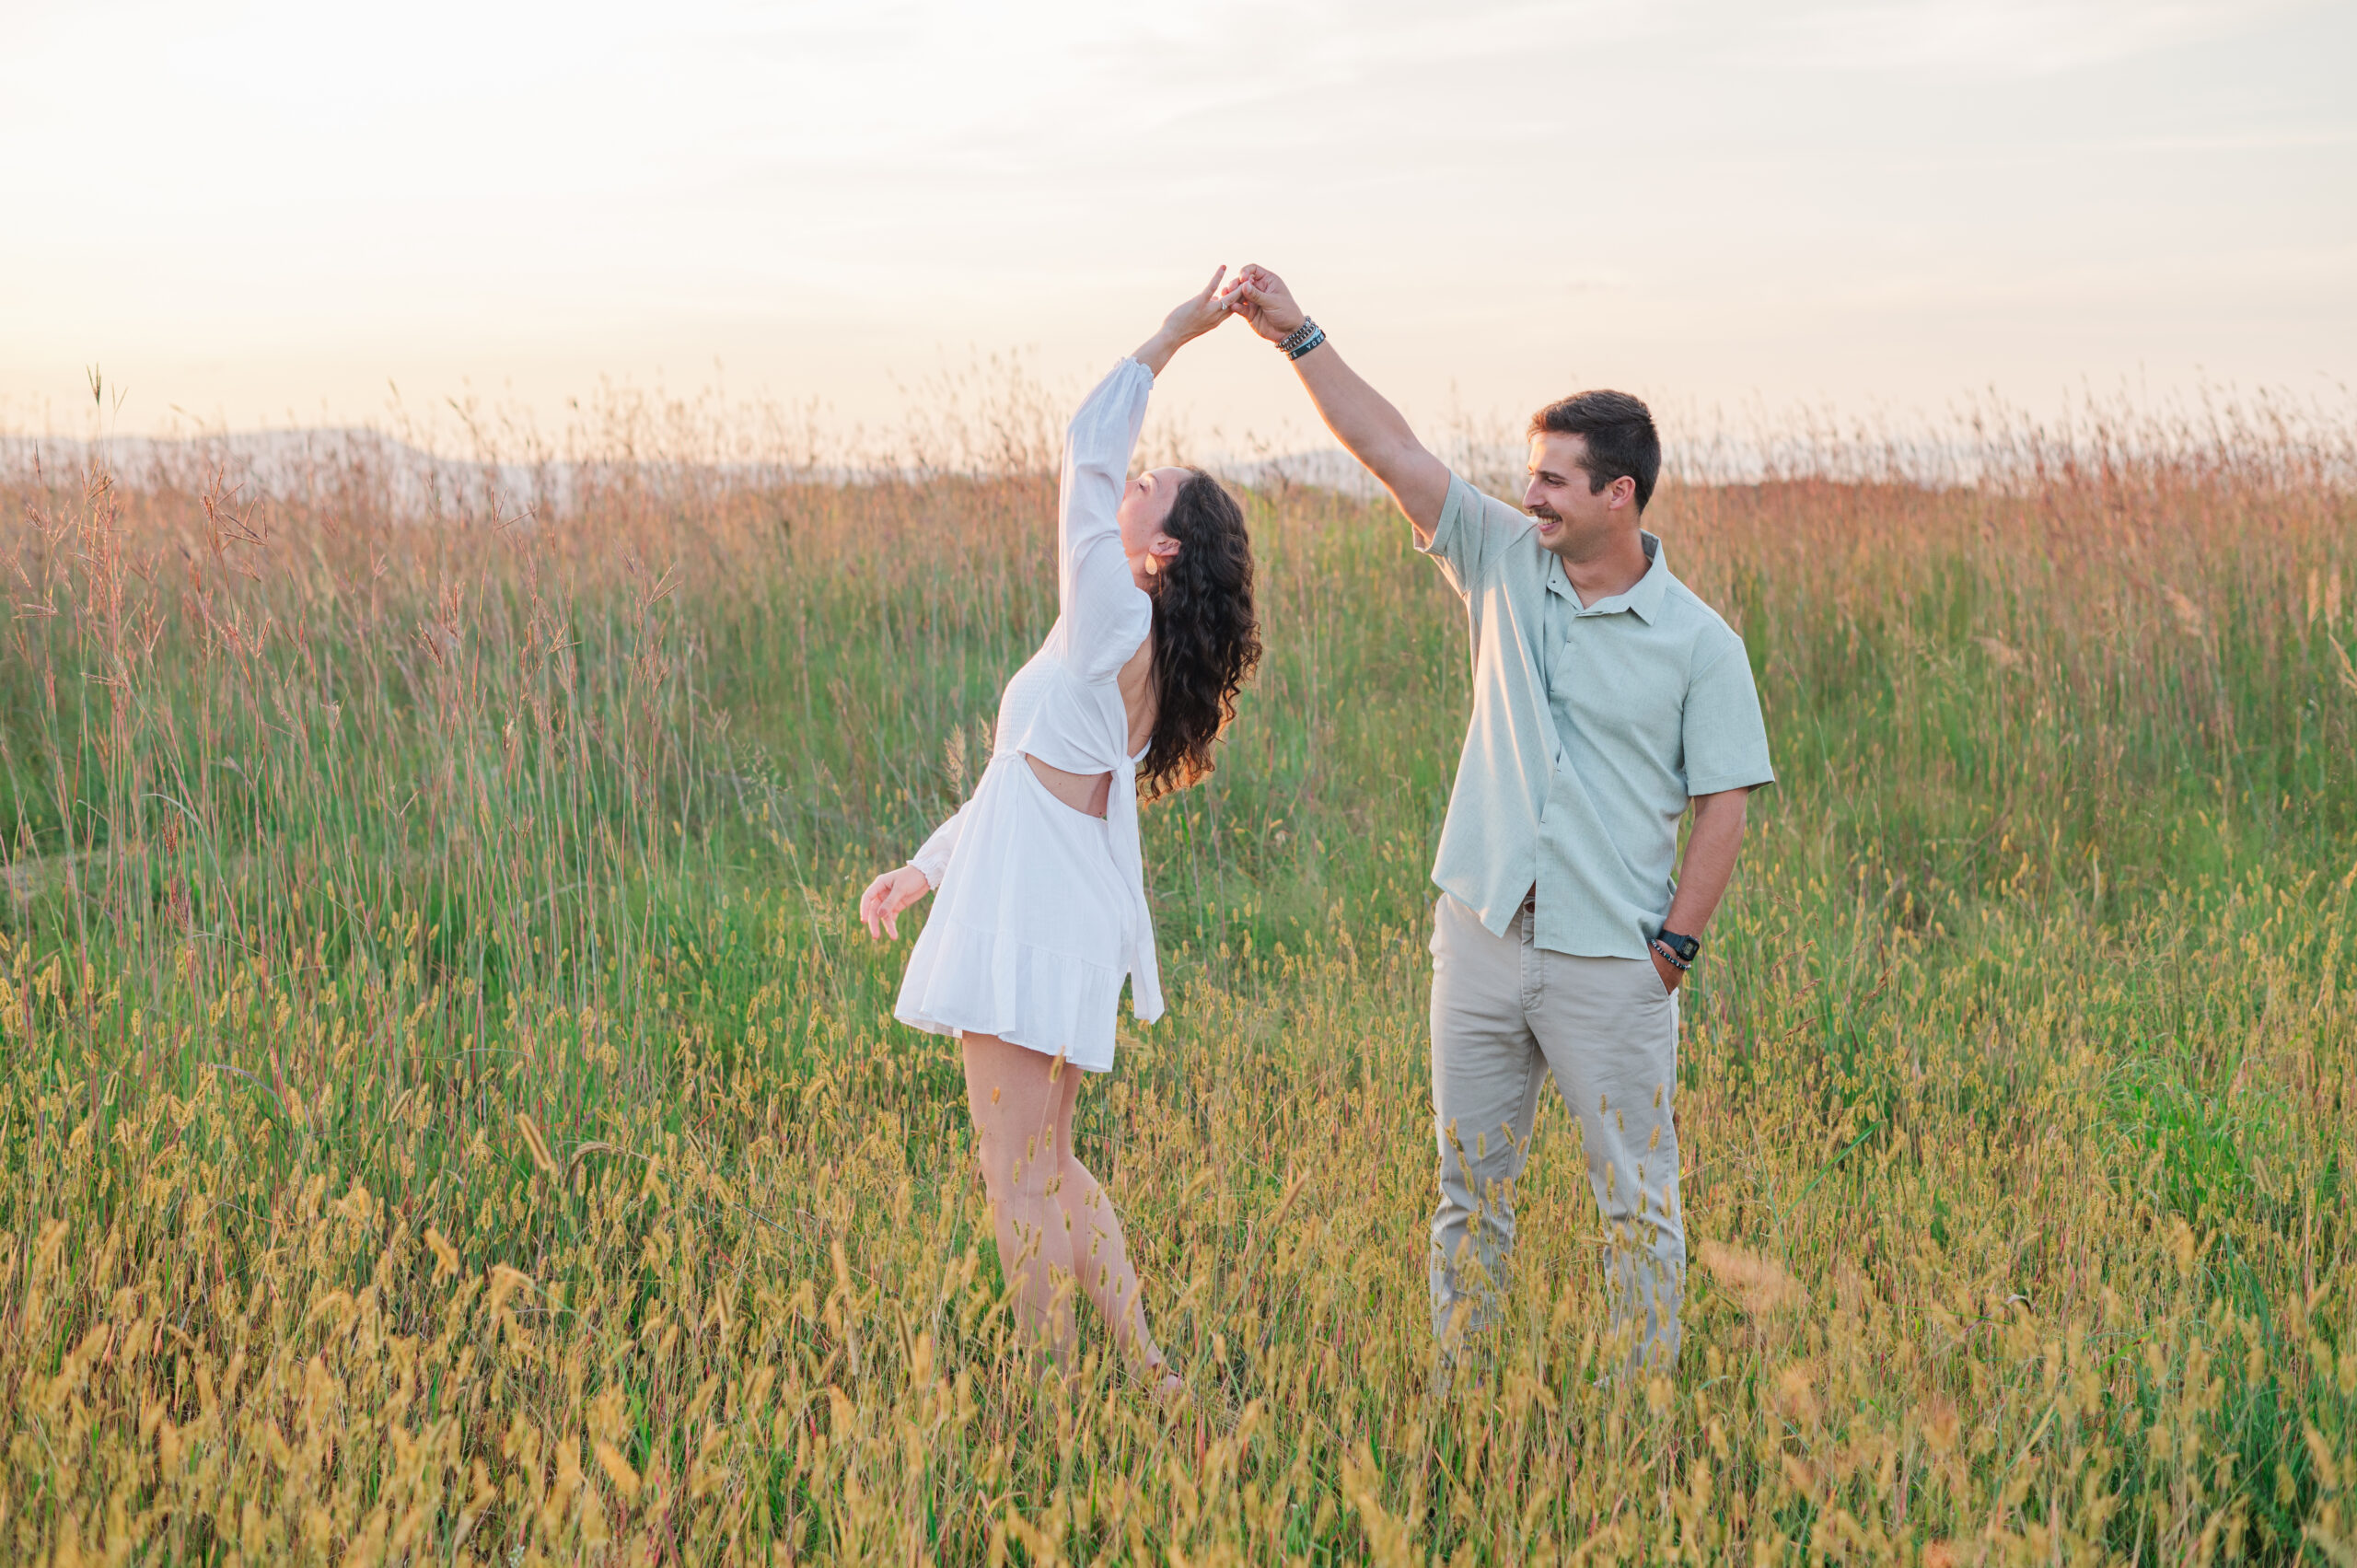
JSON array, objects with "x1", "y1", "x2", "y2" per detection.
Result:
[
  {"x1": 1043, "y1": 1064, "x2": 1175, "y2": 1383},
  {"x1": 962, "y1": 1032, "x2": 1176, "y2": 1387},
  {"x1": 962, "y1": 1033, "x2": 1081, "y2": 1359}
]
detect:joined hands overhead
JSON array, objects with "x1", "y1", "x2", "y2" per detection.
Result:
[
  {"x1": 1129, "y1": 263, "x2": 1315, "y2": 376},
  {"x1": 1219, "y1": 264, "x2": 1308, "y2": 344}
]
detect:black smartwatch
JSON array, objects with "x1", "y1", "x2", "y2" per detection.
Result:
[{"x1": 1652, "y1": 929, "x2": 1701, "y2": 970}]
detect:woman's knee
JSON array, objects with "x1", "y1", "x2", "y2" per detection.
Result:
[
  {"x1": 973, "y1": 1127, "x2": 1063, "y2": 1202},
  {"x1": 1057, "y1": 1153, "x2": 1109, "y2": 1214}
]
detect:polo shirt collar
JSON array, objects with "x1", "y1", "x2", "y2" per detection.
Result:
[{"x1": 1546, "y1": 530, "x2": 1670, "y2": 622}]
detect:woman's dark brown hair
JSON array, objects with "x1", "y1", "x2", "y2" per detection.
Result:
[{"x1": 1140, "y1": 470, "x2": 1260, "y2": 800}]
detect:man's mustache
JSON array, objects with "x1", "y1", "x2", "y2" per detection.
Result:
[{"x1": 1528, "y1": 504, "x2": 1562, "y2": 523}]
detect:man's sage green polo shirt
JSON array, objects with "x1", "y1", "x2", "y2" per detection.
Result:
[{"x1": 1420, "y1": 473, "x2": 1775, "y2": 958}]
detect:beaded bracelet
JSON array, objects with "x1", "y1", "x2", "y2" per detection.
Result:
[
  {"x1": 1649, "y1": 937, "x2": 1693, "y2": 971},
  {"x1": 1284, "y1": 322, "x2": 1327, "y2": 362},
  {"x1": 1277, "y1": 317, "x2": 1321, "y2": 356}
]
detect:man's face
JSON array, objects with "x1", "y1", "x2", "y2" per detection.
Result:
[{"x1": 1523, "y1": 432, "x2": 1636, "y2": 557}]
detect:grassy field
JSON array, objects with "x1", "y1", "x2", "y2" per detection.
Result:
[{"x1": 1, "y1": 394, "x2": 2353, "y2": 1565}]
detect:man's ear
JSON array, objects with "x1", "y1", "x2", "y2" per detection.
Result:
[{"x1": 1608, "y1": 475, "x2": 1638, "y2": 512}]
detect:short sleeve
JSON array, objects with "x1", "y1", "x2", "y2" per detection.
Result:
[
  {"x1": 1417, "y1": 473, "x2": 1526, "y2": 600},
  {"x1": 1681, "y1": 629, "x2": 1776, "y2": 796}
]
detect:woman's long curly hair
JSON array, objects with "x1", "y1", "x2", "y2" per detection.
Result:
[{"x1": 1140, "y1": 470, "x2": 1260, "y2": 801}]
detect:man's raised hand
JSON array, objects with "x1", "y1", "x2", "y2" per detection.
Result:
[
  {"x1": 1226, "y1": 262, "x2": 1449, "y2": 540},
  {"x1": 1223, "y1": 264, "x2": 1307, "y2": 344}
]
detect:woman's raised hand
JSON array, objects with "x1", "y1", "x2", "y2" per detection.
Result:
[
  {"x1": 1163, "y1": 264, "x2": 1237, "y2": 343},
  {"x1": 858, "y1": 865, "x2": 934, "y2": 940},
  {"x1": 1132, "y1": 265, "x2": 1237, "y2": 375}
]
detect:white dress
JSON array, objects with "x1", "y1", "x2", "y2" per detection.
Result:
[{"x1": 892, "y1": 357, "x2": 1164, "y2": 1073}]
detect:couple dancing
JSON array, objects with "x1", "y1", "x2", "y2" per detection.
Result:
[{"x1": 857, "y1": 265, "x2": 1774, "y2": 1393}]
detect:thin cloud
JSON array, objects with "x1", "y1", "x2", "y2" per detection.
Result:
[{"x1": 1754, "y1": 0, "x2": 2313, "y2": 75}]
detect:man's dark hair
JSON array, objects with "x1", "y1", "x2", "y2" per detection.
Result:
[{"x1": 1527, "y1": 390, "x2": 1661, "y2": 513}]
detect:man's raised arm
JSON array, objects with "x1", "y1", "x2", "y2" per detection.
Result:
[{"x1": 1228, "y1": 265, "x2": 1452, "y2": 547}]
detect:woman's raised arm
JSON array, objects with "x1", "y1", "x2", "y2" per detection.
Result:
[
  {"x1": 1055, "y1": 360, "x2": 1154, "y2": 662},
  {"x1": 1059, "y1": 270, "x2": 1236, "y2": 675}
]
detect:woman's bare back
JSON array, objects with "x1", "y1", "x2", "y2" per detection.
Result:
[
  {"x1": 1024, "y1": 633, "x2": 1155, "y2": 819},
  {"x1": 1117, "y1": 633, "x2": 1158, "y2": 754}
]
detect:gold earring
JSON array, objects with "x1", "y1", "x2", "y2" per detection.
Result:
[{"x1": 1145, "y1": 555, "x2": 1159, "y2": 576}]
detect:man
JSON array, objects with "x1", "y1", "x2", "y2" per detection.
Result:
[{"x1": 1225, "y1": 266, "x2": 1774, "y2": 1373}]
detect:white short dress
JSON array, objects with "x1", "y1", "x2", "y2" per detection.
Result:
[{"x1": 892, "y1": 357, "x2": 1166, "y2": 1074}]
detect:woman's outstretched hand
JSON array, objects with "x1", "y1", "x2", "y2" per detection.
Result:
[
  {"x1": 858, "y1": 865, "x2": 934, "y2": 940},
  {"x1": 1132, "y1": 265, "x2": 1236, "y2": 376}
]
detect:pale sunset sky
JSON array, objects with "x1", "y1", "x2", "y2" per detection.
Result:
[{"x1": 5, "y1": 0, "x2": 2352, "y2": 451}]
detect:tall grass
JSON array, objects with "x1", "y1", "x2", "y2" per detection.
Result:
[{"x1": 0, "y1": 388, "x2": 2351, "y2": 1564}]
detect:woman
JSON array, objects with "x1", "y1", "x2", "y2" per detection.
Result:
[{"x1": 857, "y1": 270, "x2": 1260, "y2": 1392}]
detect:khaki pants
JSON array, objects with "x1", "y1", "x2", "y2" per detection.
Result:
[{"x1": 1429, "y1": 891, "x2": 1685, "y2": 1371}]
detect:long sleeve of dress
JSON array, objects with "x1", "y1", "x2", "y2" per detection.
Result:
[
  {"x1": 909, "y1": 799, "x2": 970, "y2": 889},
  {"x1": 1058, "y1": 358, "x2": 1156, "y2": 682}
]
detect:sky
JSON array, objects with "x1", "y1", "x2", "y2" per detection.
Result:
[{"x1": 4, "y1": 0, "x2": 2352, "y2": 453}]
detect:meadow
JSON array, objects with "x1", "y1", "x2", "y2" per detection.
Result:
[{"x1": 0, "y1": 385, "x2": 2352, "y2": 1565}]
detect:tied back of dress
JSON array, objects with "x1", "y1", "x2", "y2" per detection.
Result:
[{"x1": 890, "y1": 358, "x2": 1165, "y2": 1073}]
